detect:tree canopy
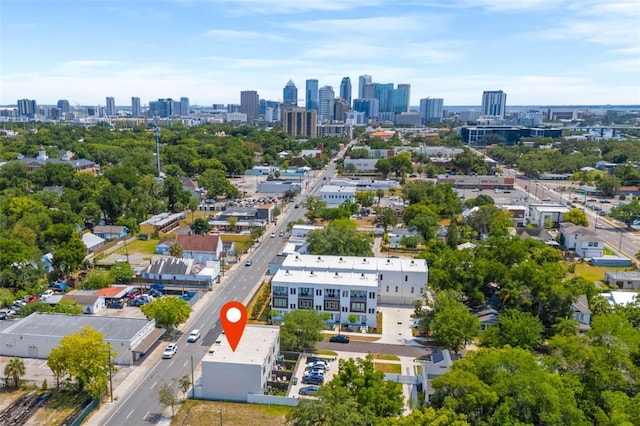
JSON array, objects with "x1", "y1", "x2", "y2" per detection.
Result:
[
  {"x1": 141, "y1": 296, "x2": 192, "y2": 330},
  {"x1": 307, "y1": 219, "x2": 373, "y2": 257},
  {"x1": 280, "y1": 310, "x2": 326, "y2": 351}
]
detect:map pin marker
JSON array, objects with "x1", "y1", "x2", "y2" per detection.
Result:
[{"x1": 220, "y1": 301, "x2": 247, "y2": 352}]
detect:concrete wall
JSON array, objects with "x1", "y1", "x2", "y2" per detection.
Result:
[
  {"x1": 247, "y1": 394, "x2": 299, "y2": 406},
  {"x1": 201, "y1": 362, "x2": 261, "y2": 402}
]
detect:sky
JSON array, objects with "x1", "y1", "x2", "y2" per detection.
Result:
[{"x1": 1, "y1": 0, "x2": 639, "y2": 107}]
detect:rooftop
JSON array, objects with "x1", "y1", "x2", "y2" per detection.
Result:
[
  {"x1": 273, "y1": 269, "x2": 378, "y2": 288},
  {"x1": 140, "y1": 212, "x2": 185, "y2": 227},
  {"x1": 281, "y1": 254, "x2": 428, "y2": 273},
  {"x1": 204, "y1": 325, "x2": 279, "y2": 366}
]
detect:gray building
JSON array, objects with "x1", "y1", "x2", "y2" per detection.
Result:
[
  {"x1": 105, "y1": 96, "x2": 116, "y2": 116},
  {"x1": 481, "y1": 90, "x2": 507, "y2": 119},
  {"x1": 0, "y1": 313, "x2": 163, "y2": 365},
  {"x1": 131, "y1": 97, "x2": 142, "y2": 117},
  {"x1": 240, "y1": 90, "x2": 260, "y2": 120},
  {"x1": 340, "y1": 77, "x2": 352, "y2": 107},
  {"x1": 283, "y1": 80, "x2": 298, "y2": 107},
  {"x1": 358, "y1": 75, "x2": 372, "y2": 99},
  {"x1": 419, "y1": 97, "x2": 444, "y2": 123}
]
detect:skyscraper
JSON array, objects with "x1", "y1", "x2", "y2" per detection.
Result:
[
  {"x1": 240, "y1": 90, "x2": 260, "y2": 120},
  {"x1": 396, "y1": 84, "x2": 411, "y2": 113},
  {"x1": 131, "y1": 97, "x2": 141, "y2": 117},
  {"x1": 105, "y1": 97, "x2": 116, "y2": 116},
  {"x1": 180, "y1": 97, "x2": 190, "y2": 116},
  {"x1": 358, "y1": 75, "x2": 372, "y2": 99},
  {"x1": 339, "y1": 77, "x2": 352, "y2": 108},
  {"x1": 305, "y1": 79, "x2": 319, "y2": 110},
  {"x1": 419, "y1": 98, "x2": 444, "y2": 123},
  {"x1": 481, "y1": 90, "x2": 507, "y2": 118},
  {"x1": 283, "y1": 80, "x2": 298, "y2": 107},
  {"x1": 17, "y1": 99, "x2": 37, "y2": 118},
  {"x1": 281, "y1": 107, "x2": 317, "y2": 138},
  {"x1": 318, "y1": 86, "x2": 335, "y2": 123},
  {"x1": 57, "y1": 99, "x2": 70, "y2": 114},
  {"x1": 374, "y1": 83, "x2": 394, "y2": 112}
]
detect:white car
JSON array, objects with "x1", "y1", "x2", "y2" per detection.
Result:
[
  {"x1": 187, "y1": 329, "x2": 201, "y2": 342},
  {"x1": 270, "y1": 232, "x2": 276, "y2": 238},
  {"x1": 162, "y1": 343, "x2": 178, "y2": 359},
  {"x1": 40, "y1": 289, "x2": 54, "y2": 300}
]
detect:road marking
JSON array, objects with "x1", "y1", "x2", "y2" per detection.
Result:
[
  {"x1": 183, "y1": 360, "x2": 189, "y2": 368},
  {"x1": 143, "y1": 411, "x2": 150, "y2": 420},
  {"x1": 126, "y1": 409, "x2": 134, "y2": 419},
  {"x1": 150, "y1": 380, "x2": 157, "y2": 389}
]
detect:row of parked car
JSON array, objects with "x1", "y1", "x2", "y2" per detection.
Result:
[
  {"x1": 300, "y1": 357, "x2": 330, "y2": 386},
  {"x1": 0, "y1": 291, "x2": 59, "y2": 319}
]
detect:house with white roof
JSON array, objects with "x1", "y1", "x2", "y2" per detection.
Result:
[
  {"x1": 529, "y1": 204, "x2": 570, "y2": 228},
  {"x1": 319, "y1": 185, "x2": 356, "y2": 206},
  {"x1": 601, "y1": 291, "x2": 638, "y2": 307}
]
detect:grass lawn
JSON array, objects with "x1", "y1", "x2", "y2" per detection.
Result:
[
  {"x1": 113, "y1": 238, "x2": 162, "y2": 255},
  {"x1": 307, "y1": 349, "x2": 338, "y2": 356},
  {"x1": 374, "y1": 363, "x2": 402, "y2": 374},
  {"x1": 372, "y1": 354, "x2": 400, "y2": 361},
  {"x1": 172, "y1": 399, "x2": 290, "y2": 426},
  {"x1": 572, "y1": 263, "x2": 628, "y2": 282}
]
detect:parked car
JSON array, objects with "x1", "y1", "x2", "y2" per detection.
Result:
[
  {"x1": 329, "y1": 335, "x2": 350, "y2": 343},
  {"x1": 148, "y1": 289, "x2": 163, "y2": 298},
  {"x1": 306, "y1": 357, "x2": 328, "y2": 364},
  {"x1": 13, "y1": 300, "x2": 26, "y2": 307},
  {"x1": 304, "y1": 368, "x2": 325, "y2": 377},
  {"x1": 0, "y1": 312, "x2": 7, "y2": 320},
  {"x1": 306, "y1": 361, "x2": 329, "y2": 370},
  {"x1": 162, "y1": 343, "x2": 178, "y2": 359},
  {"x1": 187, "y1": 329, "x2": 201, "y2": 342},
  {"x1": 107, "y1": 300, "x2": 124, "y2": 309},
  {"x1": 302, "y1": 374, "x2": 324, "y2": 385},
  {"x1": 279, "y1": 231, "x2": 285, "y2": 237},
  {"x1": 40, "y1": 289, "x2": 54, "y2": 300},
  {"x1": 298, "y1": 386, "x2": 319, "y2": 396}
]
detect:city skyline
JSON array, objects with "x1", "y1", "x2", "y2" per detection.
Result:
[{"x1": 1, "y1": 0, "x2": 639, "y2": 106}]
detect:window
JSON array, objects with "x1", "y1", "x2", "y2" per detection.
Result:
[
  {"x1": 326, "y1": 289, "x2": 338, "y2": 298},
  {"x1": 290, "y1": 304, "x2": 296, "y2": 309},
  {"x1": 299, "y1": 287, "x2": 312, "y2": 297},
  {"x1": 369, "y1": 292, "x2": 375, "y2": 299},
  {"x1": 324, "y1": 300, "x2": 339, "y2": 311},
  {"x1": 290, "y1": 288, "x2": 296, "y2": 295},
  {"x1": 342, "y1": 306, "x2": 348, "y2": 312},
  {"x1": 380, "y1": 274, "x2": 383, "y2": 280},
  {"x1": 368, "y1": 308, "x2": 375, "y2": 314},
  {"x1": 299, "y1": 299, "x2": 313, "y2": 309},
  {"x1": 420, "y1": 287, "x2": 424, "y2": 294},
  {"x1": 316, "y1": 289, "x2": 322, "y2": 296},
  {"x1": 273, "y1": 286, "x2": 287, "y2": 296},
  {"x1": 316, "y1": 305, "x2": 322, "y2": 310},
  {"x1": 405, "y1": 275, "x2": 408, "y2": 282},
  {"x1": 342, "y1": 290, "x2": 349, "y2": 297},
  {"x1": 273, "y1": 298, "x2": 287, "y2": 308},
  {"x1": 411, "y1": 287, "x2": 414, "y2": 294},
  {"x1": 351, "y1": 302, "x2": 366, "y2": 312},
  {"x1": 386, "y1": 286, "x2": 389, "y2": 292},
  {"x1": 395, "y1": 286, "x2": 399, "y2": 293}
]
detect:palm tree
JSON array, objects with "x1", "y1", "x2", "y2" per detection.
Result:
[{"x1": 4, "y1": 357, "x2": 25, "y2": 389}]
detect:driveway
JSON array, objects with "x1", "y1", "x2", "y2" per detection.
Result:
[{"x1": 376, "y1": 306, "x2": 419, "y2": 345}]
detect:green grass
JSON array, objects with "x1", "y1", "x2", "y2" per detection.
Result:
[
  {"x1": 572, "y1": 263, "x2": 627, "y2": 282},
  {"x1": 374, "y1": 363, "x2": 402, "y2": 374},
  {"x1": 603, "y1": 247, "x2": 615, "y2": 256},
  {"x1": 308, "y1": 349, "x2": 338, "y2": 356},
  {"x1": 372, "y1": 354, "x2": 400, "y2": 361},
  {"x1": 114, "y1": 238, "x2": 161, "y2": 255},
  {"x1": 172, "y1": 399, "x2": 290, "y2": 426}
]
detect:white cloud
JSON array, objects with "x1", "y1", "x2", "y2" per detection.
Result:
[
  {"x1": 287, "y1": 16, "x2": 423, "y2": 34},
  {"x1": 203, "y1": 29, "x2": 289, "y2": 42},
  {"x1": 218, "y1": 0, "x2": 382, "y2": 14}
]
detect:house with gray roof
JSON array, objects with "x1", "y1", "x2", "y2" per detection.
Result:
[{"x1": 604, "y1": 271, "x2": 640, "y2": 290}]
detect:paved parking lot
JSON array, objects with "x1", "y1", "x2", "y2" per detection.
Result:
[{"x1": 289, "y1": 354, "x2": 338, "y2": 398}]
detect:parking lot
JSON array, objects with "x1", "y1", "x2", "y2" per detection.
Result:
[{"x1": 288, "y1": 355, "x2": 338, "y2": 398}]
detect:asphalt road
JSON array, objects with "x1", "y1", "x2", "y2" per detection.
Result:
[
  {"x1": 100, "y1": 156, "x2": 342, "y2": 425},
  {"x1": 316, "y1": 339, "x2": 433, "y2": 358}
]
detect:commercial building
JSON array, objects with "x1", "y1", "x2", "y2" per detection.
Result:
[
  {"x1": 271, "y1": 269, "x2": 379, "y2": 326},
  {"x1": 240, "y1": 90, "x2": 260, "y2": 120},
  {"x1": 436, "y1": 175, "x2": 515, "y2": 190},
  {"x1": 131, "y1": 97, "x2": 141, "y2": 118},
  {"x1": 281, "y1": 107, "x2": 317, "y2": 138},
  {"x1": 57, "y1": 99, "x2": 71, "y2": 114},
  {"x1": 0, "y1": 313, "x2": 163, "y2": 365},
  {"x1": 105, "y1": 97, "x2": 116, "y2": 116},
  {"x1": 340, "y1": 77, "x2": 352, "y2": 107},
  {"x1": 280, "y1": 254, "x2": 429, "y2": 306},
  {"x1": 343, "y1": 158, "x2": 378, "y2": 173},
  {"x1": 305, "y1": 79, "x2": 318, "y2": 111},
  {"x1": 200, "y1": 325, "x2": 280, "y2": 402},
  {"x1": 530, "y1": 204, "x2": 570, "y2": 228},
  {"x1": 317, "y1": 123, "x2": 353, "y2": 139},
  {"x1": 419, "y1": 98, "x2": 444, "y2": 123},
  {"x1": 353, "y1": 98, "x2": 379, "y2": 120},
  {"x1": 460, "y1": 125, "x2": 562, "y2": 145},
  {"x1": 139, "y1": 257, "x2": 220, "y2": 290},
  {"x1": 139, "y1": 212, "x2": 185, "y2": 235},
  {"x1": 358, "y1": 75, "x2": 372, "y2": 99},
  {"x1": 481, "y1": 90, "x2": 506, "y2": 119},
  {"x1": 395, "y1": 112, "x2": 421, "y2": 126},
  {"x1": 318, "y1": 86, "x2": 335, "y2": 123},
  {"x1": 283, "y1": 80, "x2": 298, "y2": 107},
  {"x1": 319, "y1": 185, "x2": 356, "y2": 206},
  {"x1": 17, "y1": 99, "x2": 37, "y2": 118}
]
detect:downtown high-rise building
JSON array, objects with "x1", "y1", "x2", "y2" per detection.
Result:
[
  {"x1": 481, "y1": 90, "x2": 507, "y2": 118},
  {"x1": 240, "y1": 90, "x2": 260, "y2": 120},
  {"x1": 17, "y1": 99, "x2": 37, "y2": 118},
  {"x1": 305, "y1": 79, "x2": 319, "y2": 111},
  {"x1": 318, "y1": 86, "x2": 335, "y2": 123},
  {"x1": 358, "y1": 75, "x2": 372, "y2": 99},
  {"x1": 180, "y1": 97, "x2": 190, "y2": 116},
  {"x1": 419, "y1": 97, "x2": 444, "y2": 123},
  {"x1": 396, "y1": 84, "x2": 411, "y2": 113},
  {"x1": 281, "y1": 107, "x2": 317, "y2": 138},
  {"x1": 105, "y1": 97, "x2": 116, "y2": 116},
  {"x1": 339, "y1": 77, "x2": 352, "y2": 108},
  {"x1": 131, "y1": 97, "x2": 142, "y2": 117},
  {"x1": 283, "y1": 80, "x2": 298, "y2": 107},
  {"x1": 57, "y1": 99, "x2": 70, "y2": 114}
]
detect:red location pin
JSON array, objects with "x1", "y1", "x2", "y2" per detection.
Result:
[{"x1": 220, "y1": 301, "x2": 247, "y2": 352}]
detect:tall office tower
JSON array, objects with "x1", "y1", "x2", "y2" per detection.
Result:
[
  {"x1": 305, "y1": 79, "x2": 319, "y2": 110},
  {"x1": 481, "y1": 90, "x2": 507, "y2": 118},
  {"x1": 353, "y1": 98, "x2": 379, "y2": 120},
  {"x1": 149, "y1": 98, "x2": 176, "y2": 117},
  {"x1": 131, "y1": 97, "x2": 142, "y2": 117},
  {"x1": 419, "y1": 98, "x2": 444, "y2": 123},
  {"x1": 334, "y1": 98, "x2": 348, "y2": 122},
  {"x1": 339, "y1": 77, "x2": 352, "y2": 107},
  {"x1": 358, "y1": 75, "x2": 372, "y2": 99},
  {"x1": 105, "y1": 97, "x2": 116, "y2": 116},
  {"x1": 396, "y1": 84, "x2": 411, "y2": 113},
  {"x1": 56, "y1": 99, "x2": 70, "y2": 114},
  {"x1": 281, "y1": 107, "x2": 317, "y2": 138},
  {"x1": 373, "y1": 83, "x2": 394, "y2": 112},
  {"x1": 240, "y1": 90, "x2": 260, "y2": 120},
  {"x1": 318, "y1": 86, "x2": 335, "y2": 123},
  {"x1": 363, "y1": 83, "x2": 376, "y2": 100},
  {"x1": 179, "y1": 97, "x2": 190, "y2": 116},
  {"x1": 283, "y1": 80, "x2": 298, "y2": 107},
  {"x1": 17, "y1": 99, "x2": 37, "y2": 117},
  {"x1": 227, "y1": 104, "x2": 241, "y2": 113}
]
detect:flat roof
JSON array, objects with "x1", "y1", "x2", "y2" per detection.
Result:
[
  {"x1": 281, "y1": 254, "x2": 428, "y2": 273},
  {"x1": 1, "y1": 312, "x2": 153, "y2": 342},
  {"x1": 273, "y1": 269, "x2": 378, "y2": 288},
  {"x1": 204, "y1": 325, "x2": 279, "y2": 366},
  {"x1": 141, "y1": 212, "x2": 185, "y2": 226},
  {"x1": 319, "y1": 185, "x2": 357, "y2": 193}
]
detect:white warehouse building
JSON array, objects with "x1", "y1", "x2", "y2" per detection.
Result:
[
  {"x1": 280, "y1": 254, "x2": 428, "y2": 306},
  {"x1": 271, "y1": 269, "x2": 379, "y2": 327},
  {"x1": 318, "y1": 185, "x2": 356, "y2": 206},
  {"x1": 199, "y1": 325, "x2": 280, "y2": 402}
]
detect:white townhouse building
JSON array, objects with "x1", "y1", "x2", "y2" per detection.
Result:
[
  {"x1": 280, "y1": 254, "x2": 429, "y2": 306},
  {"x1": 271, "y1": 269, "x2": 379, "y2": 327},
  {"x1": 200, "y1": 325, "x2": 280, "y2": 402},
  {"x1": 319, "y1": 185, "x2": 356, "y2": 206}
]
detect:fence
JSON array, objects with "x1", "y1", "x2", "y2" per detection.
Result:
[{"x1": 247, "y1": 394, "x2": 299, "y2": 406}]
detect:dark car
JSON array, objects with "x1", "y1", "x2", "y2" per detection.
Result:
[
  {"x1": 302, "y1": 374, "x2": 324, "y2": 385},
  {"x1": 298, "y1": 386, "x2": 319, "y2": 396},
  {"x1": 0, "y1": 312, "x2": 7, "y2": 320},
  {"x1": 329, "y1": 335, "x2": 350, "y2": 344},
  {"x1": 306, "y1": 357, "x2": 327, "y2": 364},
  {"x1": 294, "y1": 204, "x2": 299, "y2": 208}
]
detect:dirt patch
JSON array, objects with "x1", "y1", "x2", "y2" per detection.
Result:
[{"x1": 172, "y1": 399, "x2": 290, "y2": 426}]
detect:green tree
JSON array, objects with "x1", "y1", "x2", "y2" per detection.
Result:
[
  {"x1": 169, "y1": 243, "x2": 183, "y2": 257},
  {"x1": 287, "y1": 355, "x2": 404, "y2": 426},
  {"x1": 81, "y1": 269, "x2": 115, "y2": 290},
  {"x1": 190, "y1": 217, "x2": 211, "y2": 235},
  {"x1": 382, "y1": 407, "x2": 469, "y2": 425},
  {"x1": 480, "y1": 309, "x2": 544, "y2": 351},
  {"x1": 302, "y1": 196, "x2": 327, "y2": 224},
  {"x1": 355, "y1": 191, "x2": 375, "y2": 208},
  {"x1": 280, "y1": 310, "x2": 326, "y2": 351},
  {"x1": 424, "y1": 291, "x2": 480, "y2": 353},
  {"x1": 564, "y1": 208, "x2": 589, "y2": 227},
  {"x1": 4, "y1": 358, "x2": 26, "y2": 389},
  {"x1": 158, "y1": 381, "x2": 178, "y2": 417},
  {"x1": 390, "y1": 152, "x2": 413, "y2": 177},
  {"x1": 54, "y1": 299, "x2": 83, "y2": 314},
  {"x1": 110, "y1": 261, "x2": 135, "y2": 283},
  {"x1": 140, "y1": 296, "x2": 192, "y2": 331},
  {"x1": 175, "y1": 375, "x2": 192, "y2": 401},
  {"x1": 199, "y1": 168, "x2": 233, "y2": 198},
  {"x1": 47, "y1": 326, "x2": 115, "y2": 397},
  {"x1": 98, "y1": 184, "x2": 130, "y2": 224},
  {"x1": 52, "y1": 236, "x2": 87, "y2": 276},
  {"x1": 307, "y1": 219, "x2": 373, "y2": 257},
  {"x1": 163, "y1": 175, "x2": 191, "y2": 212},
  {"x1": 595, "y1": 174, "x2": 621, "y2": 197},
  {"x1": 610, "y1": 199, "x2": 640, "y2": 227},
  {"x1": 375, "y1": 158, "x2": 392, "y2": 177},
  {"x1": 374, "y1": 207, "x2": 398, "y2": 231}
]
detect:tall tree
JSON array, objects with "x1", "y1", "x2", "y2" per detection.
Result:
[
  {"x1": 302, "y1": 196, "x2": 327, "y2": 224},
  {"x1": 280, "y1": 310, "x2": 326, "y2": 351},
  {"x1": 141, "y1": 297, "x2": 192, "y2": 331},
  {"x1": 423, "y1": 290, "x2": 480, "y2": 353},
  {"x1": 4, "y1": 358, "x2": 26, "y2": 389},
  {"x1": 190, "y1": 217, "x2": 211, "y2": 235},
  {"x1": 480, "y1": 309, "x2": 544, "y2": 351},
  {"x1": 374, "y1": 207, "x2": 398, "y2": 231},
  {"x1": 563, "y1": 208, "x2": 589, "y2": 227},
  {"x1": 307, "y1": 219, "x2": 373, "y2": 257}
]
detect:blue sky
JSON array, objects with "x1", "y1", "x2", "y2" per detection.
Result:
[{"x1": 1, "y1": 0, "x2": 639, "y2": 106}]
